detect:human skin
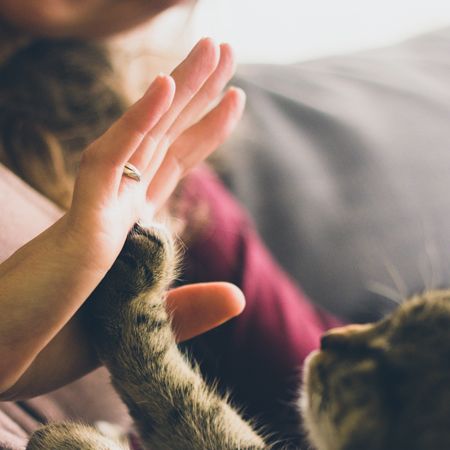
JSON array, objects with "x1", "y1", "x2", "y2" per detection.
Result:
[
  {"x1": 0, "y1": 0, "x2": 189, "y2": 38},
  {"x1": 0, "y1": 37, "x2": 247, "y2": 400}
]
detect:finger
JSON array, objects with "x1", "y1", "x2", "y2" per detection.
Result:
[
  {"x1": 166, "y1": 282, "x2": 245, "y2": 342},
  {"x1": 91, "y1": 75, "x2": 175, "y2": 167},
  {"x1": 150, "y1": 38, "x2": 220, "y2": 142},
  {"x1": 163, "y1": 43, "x2": 236, "y2": 145},
  {"x1": 129, "y1": 38, "x2": 220, "y2": 178},
  {"x1": 168, "y1": 87, "x2": 246, "y2": 172},
  {"x1": 146, "y1": 87, "x2": 246, "y2": 209},
  {"x1": 138, "y1": 44, "x2": 234, "y2": 189},
  {"x1": 74, "y1": 75, "x2": 175, "y2": 202}
]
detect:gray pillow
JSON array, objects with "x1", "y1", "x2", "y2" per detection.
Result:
[{"x1": 223, "y1": 27, "x2": 450, "y2": 322}]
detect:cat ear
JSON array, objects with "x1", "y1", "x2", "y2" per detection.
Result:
[
  {"x1": 320, "y1": 323, "x2": 374, "y2": 351},
  {"x1": 321, "y1": 319, "x2": 396, "y2": 354}
]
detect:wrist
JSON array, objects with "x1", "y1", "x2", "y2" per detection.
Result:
[{"x1": 49, "y1": 214, "x2": 112, "y2": 278}]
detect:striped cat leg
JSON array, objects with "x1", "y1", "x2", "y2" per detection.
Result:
[
  {"x1": 86, "y1": 224, "x2": 267, "y2": 450},
  {"x1": 26, "y1": 423, "x2": 129, "y2": 450}
]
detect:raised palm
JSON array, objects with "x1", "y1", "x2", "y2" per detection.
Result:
[{"x1": 64, "y1": 38, "x2": 245, "y2": 273}]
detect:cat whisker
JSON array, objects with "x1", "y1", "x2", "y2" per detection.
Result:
[
  {"x1": 366, "y1": 281, "x2": 403, "y2": 306},
  {"x1": 361, "y1": 238, "x2": 407, "y2": 302},
  {"x1": 417, "y1": 215, "x2": 442, "y2": 292},
  {"x1": 378, "y1": 253, "x2": 408, "y2": 301}
]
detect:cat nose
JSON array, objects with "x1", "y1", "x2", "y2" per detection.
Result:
[{"x1": 320, "y1": 324, "x2": 372, "y2": 351}]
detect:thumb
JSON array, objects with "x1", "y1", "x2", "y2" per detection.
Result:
[{"x1": 166, "y1": 282, "x2": 245, "y2": 342}]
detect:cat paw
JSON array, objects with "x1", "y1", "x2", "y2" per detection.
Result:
[
  {"x1": 92, "y1": 222, "x2": 176, "y2": 304},
  {"x1": 117, "y1": 222, "x2": 177, "y2": 295},
  {"x1": 83, "y1": 222, "x2": 177, "y2": 344},
  {"x1": 27, "y1": 423, "x2": 129, "y2": 450}
]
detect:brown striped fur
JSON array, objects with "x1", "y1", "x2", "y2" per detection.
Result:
[
  {"x1": 301, "y1": 291, "x2": 450, "y2": 450},
  {"x1": 27, "y1": 224, "x2": 266, "y2": 449}
]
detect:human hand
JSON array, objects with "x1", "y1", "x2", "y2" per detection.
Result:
[
  {"x1": 61, "y1": 38, "x2": 245, "y2": 273},
  {"x1": 0, "y1": 39, "x2": 246, "y2": 395}
]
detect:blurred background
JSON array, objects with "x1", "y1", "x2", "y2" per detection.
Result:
[
  {"x1": 105, "y1": 0, "x2": 450, "y2": 323},
  {"x1": 113, "y1": 0, "x2": 450, "y2": 98},
  {"x1": 144, "y1": 0, "x2": 450, "y2": 63}
]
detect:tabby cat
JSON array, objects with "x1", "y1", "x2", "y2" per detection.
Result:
[
  {"x1": 302, "y1": 289, "x2": 450, "y2": 450},
  {"x1": 26, "y1": 224, "x2": 450, "y2": 450},
  {"x1": 2, "y1": 19, "x2": 446, "y2": 450}
]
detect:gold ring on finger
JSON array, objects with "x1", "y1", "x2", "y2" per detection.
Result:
[{"x1": 123, "y1": 162, "x2": 141, "y2": 182}]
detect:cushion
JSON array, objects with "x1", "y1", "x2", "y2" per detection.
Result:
[{"x1": 223, "y1": 27, "x2": 450, "y2": 321}]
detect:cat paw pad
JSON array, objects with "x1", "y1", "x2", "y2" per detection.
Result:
[{"x1": 117, "y1": 222, "x2": 177, "y2": 294}]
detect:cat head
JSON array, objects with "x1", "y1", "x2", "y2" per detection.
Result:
[{"x1": 301, "y1": 290, "x2": 450, "y2": 450}]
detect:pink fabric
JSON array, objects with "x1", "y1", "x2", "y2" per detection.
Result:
[{"x1": 181, "y1": 167, "x2": 342, "y2": 444}]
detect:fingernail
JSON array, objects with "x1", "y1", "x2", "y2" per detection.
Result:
[
  {"x1": 192, "y1": 37, "x2": 215, "y2": 55},
  {"x1": 143, "y1": 73, "x2": 168, "y2": 97},
  {"x1": 227, "y1": 86, "x2": 246, "y2": 101}
]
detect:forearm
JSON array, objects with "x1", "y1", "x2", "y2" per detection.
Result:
[
  {"x1": 0, "y1": 312, "x2": 100, "y2": 401},
  {"x1": 0, "y1": 215, "x2": 106, "y2": 393}
]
